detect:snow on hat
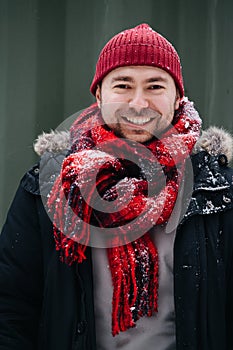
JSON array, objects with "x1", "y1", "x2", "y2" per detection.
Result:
[{"x1": 90, "y1": 23, "x2": 184, "y2": 97}]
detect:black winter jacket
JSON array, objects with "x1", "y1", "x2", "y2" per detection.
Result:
[{"x1": 1, "y1": 129, "x2": 233, "y2": 350}]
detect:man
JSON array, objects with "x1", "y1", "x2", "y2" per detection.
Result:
[{"x1": 1, "y1": 23, "x2": 233, "y2": 350}]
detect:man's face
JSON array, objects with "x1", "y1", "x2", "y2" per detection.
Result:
[{"x1": 96, "y1": 65, "x2": 180, "y2": 143}]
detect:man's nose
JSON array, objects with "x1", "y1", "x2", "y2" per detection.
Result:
[{"x1": 129, "y1": 90, "x2": 149, "y2": 112}]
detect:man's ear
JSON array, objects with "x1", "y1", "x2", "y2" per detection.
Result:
[
  {"x1": 174, "y1": 90, "x2": 181, "y2": 110},
  {"x1": 96, "y1": 85, "x2": 101, "y2": 108}
]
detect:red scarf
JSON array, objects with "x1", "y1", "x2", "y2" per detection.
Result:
[{"x1": 47, "y1": 98, "x2": 201, "y2": 336}]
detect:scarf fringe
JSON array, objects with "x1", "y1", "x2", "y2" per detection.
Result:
[{"x1": 109, "y1": 234, "x2": 159, "y2": 336}]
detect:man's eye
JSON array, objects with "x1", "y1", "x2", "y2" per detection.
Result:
[
  {"x1": 114, "y1": 84, "x2": 130, "y2": 89},
  {"x1": 149, "y1": 85, "x2": 163, "y2": 90}
]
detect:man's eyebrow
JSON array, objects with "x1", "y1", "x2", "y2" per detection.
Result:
[
  {"x1": 146, "y1": 77, "x2": 168, "y2": 83},
  {"x1": 111, "y1": 76, "x2": 134, "y2": 83},
  {"x1": 110, "y1": 76, "x2": 168, "y2": 83}
]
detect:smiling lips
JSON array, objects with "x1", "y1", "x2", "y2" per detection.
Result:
[{"x1": 122, "y1": 116, "x2": 154, "y2": 126}]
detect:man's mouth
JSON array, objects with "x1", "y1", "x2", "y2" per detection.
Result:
[{"x1": 122, "y1": 116, "x2": 153, "y2": 126}]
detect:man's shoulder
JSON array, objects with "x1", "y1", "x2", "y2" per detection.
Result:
[
  {"x1": 20, "y1": 163, "x2": 41, "y2": 195},
  {"x1": 183, "y1": 126, "x2": 233, "y2": 220},
  {"x1": 192, "y1": 126, "x2": 233, "y2": 190},
  {"x1": 21, "y1": 130, "x2": 70, "y2": 196},
  {"x1": 182, "y1": 161, "x2": 233, "y2": 221}
]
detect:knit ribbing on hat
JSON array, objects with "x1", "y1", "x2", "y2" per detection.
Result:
[{"x1": 90, "y1": 23, "x2": 184, "y2": 97}]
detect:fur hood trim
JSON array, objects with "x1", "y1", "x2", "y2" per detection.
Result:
[
  {"x1": 33, "y1": 130, "x2": 70, "y2": 156},
  {"x1": 34, "y1": 126, "x2": 233, "y2": 162},
  {"x1": 193, "y1": 126, "x2": 233, "y2": 162}
]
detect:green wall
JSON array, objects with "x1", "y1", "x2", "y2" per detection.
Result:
[{"x1": 1, "y1": 0, "x2": 233, "y2": 227}]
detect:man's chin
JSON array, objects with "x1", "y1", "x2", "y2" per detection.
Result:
[{"x1": 120, "y1": 130, "x2": 154, "y2": 143}]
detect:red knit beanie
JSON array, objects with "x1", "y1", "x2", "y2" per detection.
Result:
[{"x1": 90, "y1": 23, "x2": 184, "y2": 97}]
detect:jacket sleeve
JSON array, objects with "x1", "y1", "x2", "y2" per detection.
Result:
[
  {"x1": 0, "y1": 183, "x2": 44, "y2": 349},
  {"x1": 225, "y1": 208, "x2": 233, "y2": 349}
]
